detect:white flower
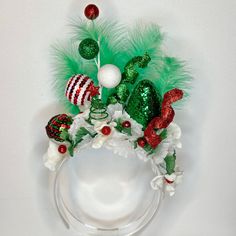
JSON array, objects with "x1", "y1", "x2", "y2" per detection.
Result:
[
  {"x1": 104, "y1": 132, "x2": 137, "y2": 158},
  {"x1": 108, "y1": 104, "x2": 143, "y2": 141},
  {"x1": 43, "y1": 140, "x2": 68, "y2": 171},
  {"x1": 107, "y1": 104, "x2": 123, "y2": 117},
  {"x1": 135, "y1": 146, "x2": 152, "y2": 161},
  {"x1": 68, "y1": 110, "x2": 93, "y2": 138},
  {"x1": 167, "y1": 123, "x2": 182, "y2": 149},
  {"x1": 74, "y1": 134, "x2": 93, "y2": 153},
  {"x1": 153, "y1": 123, "x2": 182, "y2": 164},
  {"x1": 150, "y1": 171, "x2": 183, "y2": 196},
  {"x1": 92, "y1": 120, "x2": 117, "y2": 149}
]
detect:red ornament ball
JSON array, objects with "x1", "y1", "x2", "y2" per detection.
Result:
[
  {"x1": 137, "y1": 138, "x2": 147, "y2": 148},
  {"x1": 58, "y1": 145, "x2": 67, "y2": 154},
  {"x1": 84, "y1": 4, "x2": 99, "y2": 20},
  {"x1": 122, "y1": 120, "x2": 131, "y2": 128},
  {"x1": 101, "y1": 126, "x2": 111, "y2": 136}
]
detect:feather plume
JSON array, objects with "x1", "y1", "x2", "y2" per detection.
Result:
[
  {"x1": 126, "y1": 23, "x2": 164, "y2": 82},
  {"x1": 51, "y1": 42, "x2": 97, "y2": 114},
  {"x1": 71, "y1": 19, "x2": 129, "y2": 69},
  {"x1": 153, "y1": 57, "x2": 192, "y2": 106},
  {"x1": 51, "y1": 19, "x2": 191, "y2": 113}
]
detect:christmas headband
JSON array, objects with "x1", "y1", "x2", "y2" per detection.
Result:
[{"x1": 44, "y1": 4, "x2": 191, "y2": 198}]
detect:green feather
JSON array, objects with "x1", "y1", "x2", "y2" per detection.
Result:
[
  {"x1": 125, "y1": 25, "x2": 191, "y2": 106},
  {"x1": 125, "y1": 23, "x2": 164, "y2": 83},
  {"x1": 51, "y1": 42, "x2": 97, "y2": 115},
  {"x1": 70, "y1": 19, "x2": 132, "y2": 101},
  {"x1": 153, "y1": 57, "x2": 192, "y2": 105},
  {"x1": 126, "y1": 23, "x2": 163, "y2": 60},
  {"x1": 71, "y1": 19, "x2": 129, "y2": 69},
  {"x1": 51, "y1": 19, "x2": 191, "y2": 112}
]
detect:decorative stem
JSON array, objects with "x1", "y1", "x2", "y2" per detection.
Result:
[{"x1": 96, "y1": 37, "x2": 102, "y2": 99}]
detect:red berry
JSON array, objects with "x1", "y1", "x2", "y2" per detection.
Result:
[
  {"x1": 164, "y1": 178, "x2": 174, "y2": 184},
  {"x1": 122, "y1": 120, "x2": 131, "y2": 128},
  {"x1": 84, "y1": 4, "x2": 99, "y2": 20},
  {"x1": 101, "y1": 126, "x2": 111, "y2": 136},
  {"x1": 137, "y1": 138, "x2": 147, "y2": 148},
  {"x1": 58, "y1": 145, "x2": 67, "y2": 154}
]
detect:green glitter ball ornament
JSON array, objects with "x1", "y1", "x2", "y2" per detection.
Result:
[
  {"x1": 125, "y1": 80, "x2": 161, "y2": 128},
  {"x1": 79, "y1": 38, "x2": 99, "y2": 60}
]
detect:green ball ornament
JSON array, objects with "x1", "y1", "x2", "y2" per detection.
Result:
[
  {"x1": 125, "y1": 80, "x2": 161, "y2": 128},
  {"x1": 79, "y1": 38, "x2": 99, "y2": 60}
]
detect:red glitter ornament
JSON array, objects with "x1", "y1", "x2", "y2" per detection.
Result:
[
  {"x1": 58, "y1": 145, "x2": 67, "y2": 154},
  {"x1": 122, "y1": 120, "x2": 131, "y2": 128},
  {"x1": 137, "y1": 138, "x2": 147, "y2": 148},
  {"x1": 101, "y1": 126, "x2": 111, "y2": 136},
  {"x1": 144, "y1": 126, "x2": 162, "y2": 148},
  {"x1": 65, "y1": 74, "x2": 99, "y2": 106},
  {"x1": 144, "y1": 88, "x2": 183, "y2": 149},
  {"x1": 84, "y1": 4, "x2": 99, "y2": 20},
  {"x1": 45, "y1": 114, "x2": 73, "y2": 142}
]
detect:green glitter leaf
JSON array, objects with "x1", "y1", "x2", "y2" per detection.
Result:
[
  {"x1": 164, "y1": 154, "x2": 176, "y2": 175},
  {"x1": 143, "y1": 144, "x2": 155, "y2": 154},
  {"x1": 123, "y1": 127, "x2": 132, "y2": 136},
  {"x1": 74, "y1": 127, "x2": 91, "y2": 145},
  {"x1": 114, "y1": 118, "x2": 132, "y2": 136},
  {"x1": 114, "y1": 119, "x2": 123, "y2": 132},
  {"x1": 126, "y1": 80, "x2": 161, "y2": 128},
  {"x1": 68, "y1": 144, "x2": 74, "y2": 157},
  {"x1": 59, "y1": 128, "x2": 70, "y2": 141},
  {"x1": 122, "y1": 53, "x2": 151, "y2": 84},
  {"x1": 160, "y1": 129, "x2": 167, "y2": 140},
  {"x1": 107, "y1": 95, "x2": 118, "y2": 105}
]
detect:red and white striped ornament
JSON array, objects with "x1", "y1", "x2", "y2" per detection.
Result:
[{"x1": 65, "y1": 74, "x2": 99, "y2": 108}]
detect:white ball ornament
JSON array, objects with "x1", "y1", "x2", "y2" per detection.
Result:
[{"x1": 97, "y1": 64, "x2": 122, "y2": 88}]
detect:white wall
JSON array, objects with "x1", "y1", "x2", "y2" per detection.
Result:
[{"x1": 0, "y1": 0, "x2": 235, "y2": 235}]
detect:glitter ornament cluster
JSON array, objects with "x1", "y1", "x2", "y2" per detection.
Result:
[
  {"x1": 45, "y1": 114, "x2": 73, "y2": 142},
  {"x1": 44, "y1": 3, "x2": 192, "y2": 199}
]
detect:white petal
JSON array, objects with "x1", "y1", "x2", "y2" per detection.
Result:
[
  {"x1": 168, "y1": 123, "x2": 181, "y2": 139},
  {"x1": 175, "y1": 172, "x2": 184, "y2": 185},
  {"x1": 175, "y1": 141, "x2": 182, "y2": 149},
  {"x1": 43, "y1": 141, "x2": 64, "y2": 171},
  {"x1": 107, "y1": 104, "x2": 123, "y2": 116}
]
